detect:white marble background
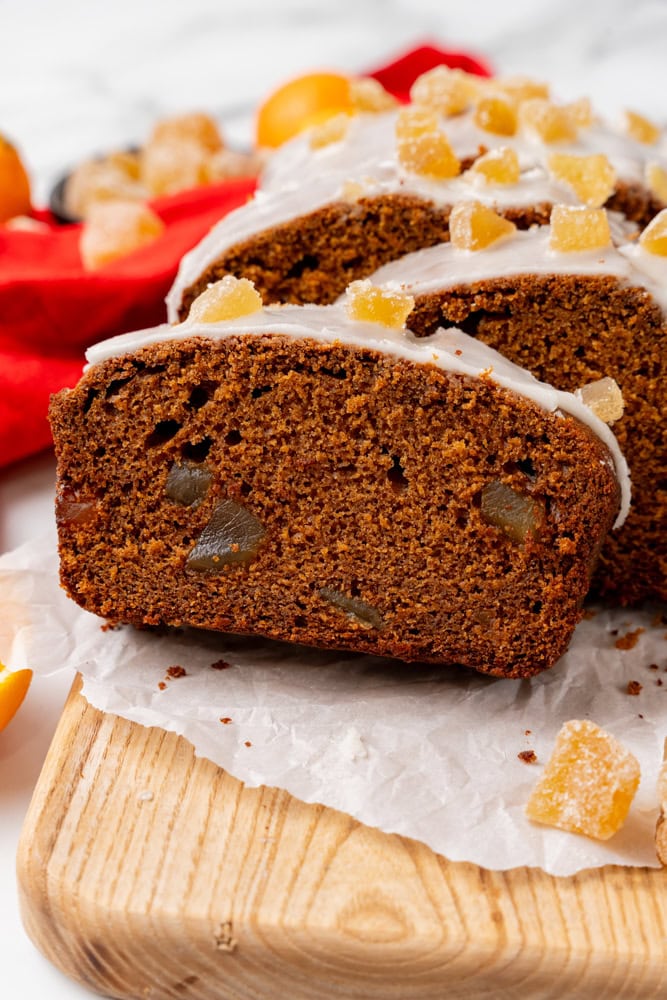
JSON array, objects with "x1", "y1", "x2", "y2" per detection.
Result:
[{"x1": 1, "y1": 1, "x2": 667, "y2": 997}]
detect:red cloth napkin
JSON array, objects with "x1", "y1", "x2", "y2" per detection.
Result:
[{"x1": 0, "y1": 43, "x2": 492, "y2": 471}]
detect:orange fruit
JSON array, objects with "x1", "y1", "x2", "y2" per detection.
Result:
[
  {"x1": 0, "y1": 664, "x2": 33, "y2": 731},
  {"x1": 255, "y1": 71, "x2": 353, "y2": 148},
  {"x1": 0, "y1": 133, "x2": 31, "y2": 222}
]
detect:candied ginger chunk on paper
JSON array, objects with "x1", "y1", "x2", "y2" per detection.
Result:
[
  {"x1": 549, "y1": 205, "x2": 611, "y2": 252},
  {"x1": 526, "y1": 720, "x2": 640, "y2": 841},
  {"x1": 548, "y1": 153, "x2": 616, "y2": 208}
]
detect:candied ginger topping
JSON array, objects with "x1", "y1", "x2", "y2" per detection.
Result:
[
  {"x1": 624, "y1": 109, "x2": 660, "y2": 146},
  {"x1": 639, "y1": 208, "x2": 667, "y2": 256},
  {"x1": 449, "y1": 200, "x2": 516, "y2": 252},
  {"x1": 349, "y1": 77, "x2": 398, "y2": 113},
  {"x1": 549, "y1": 204, "x2": 611, "y2": 252},
  {"x1": 309, "y1": 112, "x2": 350, "y2": 150},
  {"x1": 568, "y1": 97, "x2": 594, "y2": 129},
  {"x1": 395, "y1": 107, "x2": 460, "y2": 181},
  {"x1": 547, "y1": 153, "x2": 616, "y2": 208},
  {"x1": 148, "y1": 112, "x2": 224, "y2": 154},
  {"x1": 575, "y1": 377, "x2": 624, "y2": 424},
  {"x1": 187, "y1": 275, "x2": 263, "y2": 323},
  {"x1": 525, "y1": 719, "x2": 640, "y2": 841},
  {"x1": 646, "y1": 162, "x2": 667, "y2": 205},
  {"x1": 468, "y1": 146, "x2": 520, "y2": 185},
  {"x1": 473, "y1": 95, "x2": 518, "y2": 136},
  {"x1": 80, "y1": 200, "x2": 165, "y2": 270},
  {"x1": 410, "y1": 66, "x2": 477, "y2": 117},
  {"x1": 494, "y1": 74, "x2": 550, "y2": 103},
  {"x1": 345, "y1": 279, "x2": 414, "y2": 329},
  {"x1": 518, "y1": 98, "x2": 578, "y2": 144}
]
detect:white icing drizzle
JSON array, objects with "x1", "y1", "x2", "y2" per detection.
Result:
[
  {"x1": 86, "y1": 303, "x2": 630, "y2": 528},
  {"x1": 167, "y1": 106, "x2": 665, "y2": 322},
  {"x1": 368, "y1": 225, "x2": 667, "y2": 314}
]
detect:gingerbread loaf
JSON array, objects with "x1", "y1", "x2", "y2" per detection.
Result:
[{"x1": 49, "y1": 287, "x2": 626, "y2": 679}]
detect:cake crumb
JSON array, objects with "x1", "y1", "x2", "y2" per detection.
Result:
[
  {"x1": 524, "y1": 729, "x2": 532, "y2": 736},
  {"x1": 649, "y1": 664, "x2": 660, "y2": 670},
  {"x1": 166, "y1": 664, "x2": 187, "y2": 678},
  {"x1": 582, "y1": 608, "x2": 597, "y2": 620},
  {"x1": 615, "y1": 628, "x2": 644, "y2": 650},
  {"x1": 244, "y1": 740, "x2": 252, "y2": 747},
  {"x1": 211, "y1": 658, "x2": 231, "y2": 670},
  {"x1": 220, "y1": 717, "x2": 233, "y2": 725},
  {"x1": 158, "y1": 681, "x2": 167, "y2": 691},
  {"x1": 518, "y1": 749, "x2": 537, "y2": 763},
  {"x1": 627, "y1": 680, "x2": 643, "y2": 696}
]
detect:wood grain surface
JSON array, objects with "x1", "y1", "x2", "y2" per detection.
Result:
[{"x1": 16, "y1": 676, "x2": 667, "y2": 1000}]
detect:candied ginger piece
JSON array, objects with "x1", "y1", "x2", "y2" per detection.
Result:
[
  {"x1": 449, "y1": 200, "x2": 516, "y2": 251},
  {"x1": 395, "y1": 106, "x2": 440, "y2": 139},
  {"x1": 141, "y1": 138, "x2": 212, "y2": 196},
  {"x1": 80, "y1": 200, "x2": 164, "y2": 270},
  {"x1": 624, "y1": 109, "x2": 660, "y2": 146},
  {"x1": 646, "y1": 162, "x2": 667, "y2": 205},
  {"x1": 469, "y1": 147, "x2": 520, "y2": 185},
  {"x1": 396, "y1": 124, "x2": 460, "y2": 181},
  {"x1": 519, "y1": 99, "x2": 578, "y2": 144},
  {"x1": 473, "y1": 95, "x2": 518, "y2": 136},
  {"x1": 480, "y1": 481, "x2": 542, "y2": 543},
  {"x1": 64, "y1": 156, "x2": 147, "y2": 219},
  {"x1": 410, "y1": 66, "x2": 477, "y2": 117},
  {"x1": 349, "y1": 77, "x2": 398, "y2": 113},
  {"x1": 148, "y1": 112, "x2": 224, "y2": 153},
  {"x1": 568, "y1": 97, "x2": 594, "y2": 129},
  {"x1": 309, "y1": 112, "x2": 350, "y2": 149},
  {"x1": 346, "y1": 279, "x2": 414, "y2": 329},
  {"x1": 549, "y1": 205, "x2": 611, "y2": 252},
  {"x1": 495, "y1": 75, "x2": 550, "y2": 102},
  {"x1": 639, "y1": 209, "x2": 667, "y2": 256},
  {"x1": 575, "y1": 376, "x2": 624, "y2": 424},
  {"x1": 188, "y1": 275, "x2": 263, "y2": 323},
  {"x1": 547, "y1": 153, "x2": 616, "y2": 208},
  {"x1": 525, "y1": 720, "x2": 640, "y2": 841}
]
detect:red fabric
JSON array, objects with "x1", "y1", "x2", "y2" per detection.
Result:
[{"x1": 0, "y1": 43, "x2": 493, "y2": 470}]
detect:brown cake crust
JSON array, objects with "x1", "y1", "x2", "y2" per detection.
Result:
[
  {"x1": 176, "y1": 195, "x2": 552, "y2": 320},
  {"x1": 406, "y1": 273, "x2": 666, "y2": 604},
  {"x1": 49, "y1": 334, "x2": 619, "y2": 678}
]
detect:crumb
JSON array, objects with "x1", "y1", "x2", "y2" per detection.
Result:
[
  {"x1": 211, "y1": 658, "x2": 231, "y2": 670},
  {"x1": 158, "y1": 681, "x2": 167, "y2": 691},
  {"x1": 627, "y1": 680, "x2": 643, "y2": 696},
  {"x1": 244, "y1": 740, "x2": 252, "y2": 747},
  {"x1": 100, "y1": 622, "x2": 122, "y2": 632},
  {"x1": 518, "y1": 749, "x2": 537, "y2": 763},
  {"x1": 615, "y1": 628, "x2": 644, "y2": 651},
  {"x1": 658, "y1": 678, "x2": 664, "y2": 686},
  {"x1": 525, "y1": 729, "x2": 532, "y2": 736},
  {"x1": 649, "y1": 664, "x2": 660, "y2": 670},
  {"x1": 220, "y1": 717, "x2": 233, "y2": 725},
  {"x1": 652, "y1": 612, "x2": 667, "y2": 627},
  {"x1": 455, "y1": 349, "x2": 462, "y2": 356},
  {"x1": 582, "y1": 608, "x2": 597, "y2": 620},
  {"x1": 639, "y1": 714, "x2": 644, "y2": 719},
  {"x1": 166, "y1": 665, "x2": 187, "y2": 678},
  {"x1": 610, "y1": 629, "x2": 619, "y2": 636}
]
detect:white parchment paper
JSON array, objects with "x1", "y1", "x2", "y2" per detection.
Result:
[{"x1": 2, "y1": 527, "x2": 666, "y2": 876}]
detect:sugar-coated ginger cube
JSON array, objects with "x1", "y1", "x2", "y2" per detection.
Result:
[
  {"x1": 567, "y1": 97, "x2": 594, "y2": 129},
  {"x1": 349, "y1": 77, "x2": 398, "y2": 113},
  {"x1": 141, "y1": 138, "x2": 212, "y2": 196},
  {"x1": 624, "y1": 109, "x2": 660, "y2": 146},
  {"x1": 148, "y1": 112, "x2": 224, "y2": 154},
  {"x1": 187, "y1": 275, "x2": 263, "y2": 323},
  {"x1": 525, "y1": 719, "x2": 640, "y2": 841},
  {"x1": 80, "y1": 200, "x2": 164, "y2": 270},
  {"x1": 576, "y1": 376, "x2": 624, "y2": 424},
  {"x1": 495, "y1": 74, "x2": 550, "y2": 103},
  {"x1": 395, "y1": 109, "x2": 460, "y2": 180},
  {"x1": 646, "y1": 162, "x2": 667, "y2": 205},
  {"x1": 549, "y1": 204, "x2": 611, "y2": 252},
  {"x1": 64, "y1": 155, "x2": 146, "y2": 219},
  {"x1": 469, "y1": 146, "x2": 520, "y2": 185},
  {"x1": 519, "y1": 99, "x2": 578, "y2": 144},
  {"x1": 548, "y1": 152, "x2": 616, "y2": 208},
  {"x1": 309, "y1": 112, "x2": 350, "y2": 149},
  {"x1": 639, "y1": 209, "x2": 667, "y2": 256},
  {"x1": 410, "y1": 66, "x2": 477, "y2": 116},
  {"x1": 449, "y1": 200, "x2": 516, "y2": 251},
  {"x1": 473, "y1": 95, "x2": 518, "y2": 136},
  {"x1": 346, "y1": 279, "x2": 414, "y2": 329}
]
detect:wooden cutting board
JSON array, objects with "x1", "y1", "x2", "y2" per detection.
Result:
[{"x1": 16, "y1": 675, "x2": 667, "y2": 1000}]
